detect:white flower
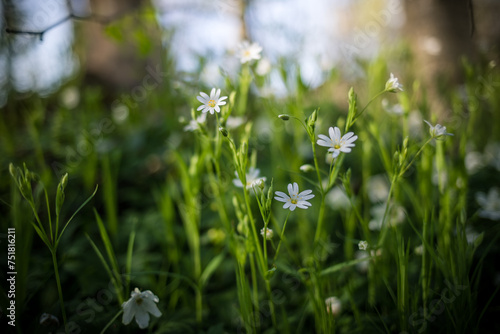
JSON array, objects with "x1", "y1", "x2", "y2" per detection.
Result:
[
  {"x1": 226, "y1": 116, "x2": 245, "y2": 129},
  {"x1": 414, "y1": 244, "x2": 424, "y2": 255},
  {"x1": 476, "y1": 188, "x2": 500, "y2": 220},
  {"x1": 326, "y1": 186, "x2": 350, "y2": 210},
  {"x1": 381, "y1": 98, "x2": 404, "y2": 115},
  {"x1": 317, "y1": 127, "x2": 358, "y2": 158},
  {"x1": 424, "y1": 120, "x2": 453, "y2": 139},
  {"x1": 274, "y1": 182, "x2": 314, "y2": 211},
  {"x1": 367, "y1": 174, "x2": 390, "y2": 203},
  {"x1": 122, "y1": 288, "x2": 162, "y2": 329},
  {"x1": 183, "y1": 113, "x2": 207, "y2": 132},
  {"x1": 368, "y1": 202, "x2": 405, "y2": 231},
  {"x1": 256, "y1": 57, "x2": 271, "y2": 75},
  {"x1": 233, "y1": 167, "x2": 266, "y2": 190},
  {"x1": 325, "y1": 296, "x2": 342, "y2": 317},
  {"x1": 260, "y1": 227, "x2": 273, "y2": 240},
  {"x1": 196, "y1": 88, "x2": 228, "y2": 114},
  {"x1": 358, "y1": 240, "x2": 368, "y2": 251},
  {"x1": 238, "y1": 40, "x2": 262, "y2": 64},
  {"x1": 385, "y1": 73, "x2": 404, "y2": 92}
]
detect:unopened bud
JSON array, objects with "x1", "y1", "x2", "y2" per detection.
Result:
[
  {"x1": 219, "y1": 126, "x2": 228, "y2": 137},
  {"x1": 278, "y1": 114, "x2": 290, "y2": 121},
  {"x1": 9, "y1": 163, "x2": 16, "y2": 178},
  {"x1": 299, "y1": 164, "x2": 315, "y2": 173}
]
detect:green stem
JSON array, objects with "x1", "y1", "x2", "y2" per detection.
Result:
[
  {"x1": 399, "y1": 138, "x2": 432, "y2": 177},
  {"x1": 249, "y1": 254, "x2": 260, "y2": 315},
  {"x1": 351, "y1": 90, "x2": 386, "y2": 127},
  {"x1": 376, "y1": 173, "x2": 398, "y2": 248},
  {"x1": 274, "y1": 211, "x2": 291, "y2": 262},
  {"x1": 242, "y1": 186, "x2": 267, "y2": 275},
  {"x1": 100, "y1": 309, "x2": 123, "y2": 334},
  {"x1": 196, "y1": 287, "x2": 202, "y2": 323},
  {"x1": 51, "y1": 249, "x2": 67, "y2": 333}
]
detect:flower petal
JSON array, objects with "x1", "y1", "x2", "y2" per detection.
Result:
[
  {"x1": 293, "y1": 182, "x2": 299, "y2": 195},
  {"x1": 122, "y1": 301, "x2": 136, "y2": 325},
  {"x1": 134, "y1": 308, "x2": 150, "y2": 329},
  {"x1": 287, "y1": 183, "x2": 294, "y2": 196}
]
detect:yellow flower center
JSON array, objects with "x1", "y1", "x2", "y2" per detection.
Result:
[
  {"x1": 208, "y1": 99, "x2": 216, "y2": 108},
  {"x1": 334, "y1": 144, "x2": 341, "y2": 149},
  {"x1": 291, "y1": 199, "x2": 298, "y2": 204},
  {"x1": 244, "y1": 50, "x2": 251, "y2": 57}
]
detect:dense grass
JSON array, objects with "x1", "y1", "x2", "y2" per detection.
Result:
[{"x1": 1, "y1": 45, "x2": 500, "y2": 334}]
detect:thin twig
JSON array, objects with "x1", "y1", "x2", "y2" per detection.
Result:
[{"x1": 5, "y1": 8, "x2": 135, "y2": 41}]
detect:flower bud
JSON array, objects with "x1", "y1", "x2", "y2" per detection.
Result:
[
  {"x1": 219, "y1": 126, "x2": 228, "y2": 137},
  {"x1": 299, "y1": 164, "x2": 315, "y2": 173},
  {"x1": 278, "y1": 114, "x2": 290, "y2": 121}
]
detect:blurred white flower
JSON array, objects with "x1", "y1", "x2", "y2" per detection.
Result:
[
  {"x1": 355, "y1": 250, "x2": 369, "y2": 273},
  {"x1": 260, "y1": 227, "x2": 273, "y2": 240},
  {"x1": 414, "y1": 244, "x2": 424, "y2": 255},
  {"x1": 197, "y1": 88, "x2": 228, "y2": 114},
  {"x1": 326, "y1": 186, "x2": 350, "y2": 210},
  {"x1": 476, "y1": 188, "x2": 500, "y2": 220},
  {"x1": 358, "y1": 240, "x2": 368, "y2": 251},
  {"x1": 183, "y1": 113, "x2": 207, "y2": 132},
  {"x1": 385, "y1": 73, "x2": 404, "y2": 93},
  {"x1": 122, "y1": 288, "x2": 162, "y2": 329},
  {"x1": 465, "y1": 150, "x2": 484, "y2": 174},
  {"x1": 317, "y1": 127, "x2": 358, "y2": 159},
  {"x1": 233, "y1": 167, "x2": 266, "y2": 190},
  {"x1": 381, "y1": 98, "x2": 404, "y2": 115},
  {"x1": 424, "y1": 120, "x2": 453, "y2": 140},
  {"x1": 325, "y1": 296, "x2": 342, "y2": 317},
  {"x1": 409, "y1": 110, "x2": 423, "y2": 138},
  {"x1": 256, "y1": 57, "x2": 272, "y2": 76},
  {"x1": 367, "y1": 174, "x2": 389, "y2": 203},
  {"x1": 226, "y1": 116, "x2": 245, "y2": 129},
  {"x1": 238, "y1": 40, "x2": 262, "y2": 64},
  {"x1": 484, "y1": 142, "x2": 500, "y2": 171},
  {"x1": 368, "y1": 202, "x2": 405, "y2": 231},
  {"x1": 274, "y1": 182, "x2": 314, "y2": 211},
  {"x1": 60, "y1": 86, "x2": 80, "y2": 109},
  {"x1": 421, "y1": 36, "x2": 442, "y2": 56},
  {"x1": 465, "y1": 227, "x2": 480, "y2": 245},
  {"x1": 112, "y1": 104, "x2": 129, "y2": 124}
]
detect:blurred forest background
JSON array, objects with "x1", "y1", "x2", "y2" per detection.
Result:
[{"x1": 1, "y1": 0, "x2": 500, "y2": 333}]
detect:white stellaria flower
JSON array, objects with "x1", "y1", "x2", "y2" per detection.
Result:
[
  {"x1": 325, "y1": 296, "x2": 342, "y2": 317},
  {"x1": 274, "y1": 182, "x2": 314, "y2": 211},
  {"x1": 385, "y1": 73, "x2": 404, "y2": 92},
  {"x1": 358, "y1": 240, "x2": 368, "y2": 251},
  {"x1": 238, "y1": 40, "x2": 262, "y2": 64},
  {"x1": 122, "y1": 288, "x2": 162, "y2": 329},
  {"x1": 424, "y1": 120, "x2": 453, "y2": 139},
  {"x1": 476, "y1": 188, "x2": 500, "y2": 220},
  {"x1": 233, "y1": 167, "x2": 266, "y2": 190},
  {"x1": 196, "y1": 88, "x2": 228, "y2": 115},
  {"x1": 260, "y1": 227, "x2": 273, "y2": 240},
  {"x1": 317, "y1": 127, "x2": 358, "y2": 158}
]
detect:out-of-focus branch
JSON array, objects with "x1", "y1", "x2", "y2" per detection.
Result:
[{"x1": 5, "y1": 11, "x2": 129, "y2": 41}]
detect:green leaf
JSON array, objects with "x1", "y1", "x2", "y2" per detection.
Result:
[
  {"x1": 56, "y1": 185, "x2": 98, "y2": 248},
  {"x1": 321, "y1": 256, "x2": 373, "y2": 276},
  {"x1": 199, "y1": 252, "x2": 226, "y2": 289}
]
